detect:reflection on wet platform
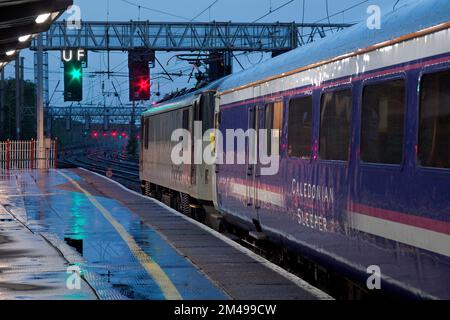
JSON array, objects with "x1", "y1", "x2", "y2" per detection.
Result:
[{"x1": 0, "y1": 169, "x2": 227, "y2": 300}]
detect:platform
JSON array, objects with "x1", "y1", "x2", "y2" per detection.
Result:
[
  {"x1": 0, "y1": 185, "x2": 96, "y2": 300},
  {"x1": 0, "y1": 168, "x2": 331, "y2": 300}
]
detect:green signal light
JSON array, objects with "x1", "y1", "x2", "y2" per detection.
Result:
[{"x1": 70, "y1": 68, "x2": 82, "y2": 81}]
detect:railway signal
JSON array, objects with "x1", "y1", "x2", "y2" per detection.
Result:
[
  {"x1": 62, "y1": 49, "x2": 87, "y2": 102},
  {"x1": 64, "y1": 60, "x2": 83, "y2": 101},
  {"x1": 128, "y1": 50, "x2": 154, "y2": 101},
  {"x1": 129, "y1": 61, "x2": 150, "y2": 101}
]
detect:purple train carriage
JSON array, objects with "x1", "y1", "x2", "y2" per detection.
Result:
[{"x1": 141, "y1": 0, "x2": 450, "y2": 299}]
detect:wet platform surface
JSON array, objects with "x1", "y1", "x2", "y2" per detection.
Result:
[
  {"x1": 0, "y1": 180, "x2": 96, "y2": 300},
  {"x1": 0, "y1": 169, "x2": 329, "y2": 300}
]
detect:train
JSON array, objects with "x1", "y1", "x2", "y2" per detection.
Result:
[{"x1": 140, "y1": 0, "x2": 450, "y2": 299}]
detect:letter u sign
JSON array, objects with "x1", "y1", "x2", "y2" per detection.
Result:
[{"x1": 62, "y1": 50, "x2": 73, "y2": 62}]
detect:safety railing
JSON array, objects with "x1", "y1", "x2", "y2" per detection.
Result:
[{"x1": 0, "y1": 139, "x2": 57, "y2": 171}]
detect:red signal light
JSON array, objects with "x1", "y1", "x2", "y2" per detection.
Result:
[
  {"x1": 138, "y1": 78, "x2": 150, "y2": 92},
  {"x1": 93, "y1": 131, "x2": 99, "y2": 138},
  {"x1": 129, "y1": 61, "x2": 150, "y2": 101},
  {"x1": 111, "y1": 131, "x2": 117, "y2": 138}
]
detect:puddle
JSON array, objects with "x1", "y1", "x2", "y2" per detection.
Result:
[{"x1": 64, "y1": 238, "x2": 83, "y2": 255}]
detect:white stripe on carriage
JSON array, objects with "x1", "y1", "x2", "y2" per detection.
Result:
[
  {"x1": 346, "y1": 211, "x2": 450, "y2": 258},
  {"x1": 230, "y1": 183, "x2": 285, "y2": 207},
  {"x1": 221, "y1": 28, "x2": 450, "y2": 105}
]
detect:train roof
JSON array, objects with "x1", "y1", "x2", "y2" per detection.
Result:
[
  {"x1": 218, "y1": 0, "x2": 450, "y2": 92},
  {"x1": 142, "y1": 77, "x2": 227, "y2": 117}
]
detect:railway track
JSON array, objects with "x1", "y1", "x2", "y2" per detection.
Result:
[{"x1": 59, "y1": 150, "x2": 140, "y2": 191}]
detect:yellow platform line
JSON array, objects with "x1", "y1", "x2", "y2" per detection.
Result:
[{"x1": 57, "y1": 170, "x2": 182, "y2": 300}]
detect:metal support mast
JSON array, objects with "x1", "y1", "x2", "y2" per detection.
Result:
[
  {"x1": 0, "y1": 68, "x2": 4, "y2": 138},
  {"x1": 130, "y1": 100, "x2": 136, "y2": 139},
  {"x1": 15, "y1": 55, "x2": 21, "y2": 140},
  {"x1": 36, "y1": 34, "x2": 45, "y2": 168}
]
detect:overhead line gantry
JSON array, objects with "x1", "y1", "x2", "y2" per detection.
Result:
[{"x1": 30, "y1": 21, "x2": 353, "y2": 53}]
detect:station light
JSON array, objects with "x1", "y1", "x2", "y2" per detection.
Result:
[
  {"x1": 64, "y1": 60, "x2": 83, "y2": 101},
  {"x1": 35, "y1": 13, "x2": 51, "y2": 24},
  {"x1": 5, "y1": 50, "x2": 16, "y2": 56},
  {"x1": 18, "y1": 35, "x2": 31, "y2": 42}
]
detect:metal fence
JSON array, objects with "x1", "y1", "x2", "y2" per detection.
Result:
[{"x1": 0, "y1": 140, "x2": 57, "y2": 170}]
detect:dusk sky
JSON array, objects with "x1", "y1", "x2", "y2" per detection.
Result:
[{"x1": 4, "y1": 0, "x2": 403, "y2": 108}]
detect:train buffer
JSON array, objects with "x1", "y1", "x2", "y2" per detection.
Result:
[{"x1": 0, "y1": 168, "x2": 332, "y2": 300}]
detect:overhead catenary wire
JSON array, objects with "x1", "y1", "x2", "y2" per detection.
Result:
[
  {"x1": 325, "y1": 0, "x2": 333, "y2": 33},
  {"x1": 253, "y1": 0, "x2": 295, "y2": 23},
  {"x1": 301, "y1": 0, "x2": 306, "y2": 25},
  {"x1": 190, "y1": 0, "x2": 220, "y2": 22},
  {"x1": 120, "y1": 0, "x2": 192, "y2": 21},
  {"x1": 393, "y1": 0, "x2": 401, "y2": 10},
  {"x1": 314, "y1": 0, "x2": 370, "y2": 23}
]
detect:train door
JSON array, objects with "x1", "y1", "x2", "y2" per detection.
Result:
[
  {"x1": 245, "y1": 85, "x2": 262, "y2": 224},
  {"x1": 181, "y1": 107, "x2": 192, "y2": 190},
  {"x1": 351, "y1": 75, "x2": 408, "y2": 233},
  {"x1": 211, "y1": 95, "x2": 221, "y2": 209},
  {"x1": 189, "y1": 96, "x2": 202, "y2": 188},
  {"x1": 316, "y1": 87, "x2": 353, "y2": 230},
  {"x1": 255, "y1": 100, "x2": 283, "y2": 228},
  {"x1": 191, "y1": 100, "x2": 200, "y2": 186},
  {"x1": 246, "y1": 105, "x2": 258, "y2": 208}
]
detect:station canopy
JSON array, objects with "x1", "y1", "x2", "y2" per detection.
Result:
[{"x1": 0, "y1": 0, "x2": 72, "y2": 70}]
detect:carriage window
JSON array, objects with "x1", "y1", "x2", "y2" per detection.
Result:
[
  {"x1": 288, "y1": 96, "x2": 313, "y2": 158},
  {"x1": 265, "y1": 101, "x2": 283, "y2": 156},
  {"x1": 361, "y1": 79, "x2": 405, "y2": 164},
  {"x1": 144, "y1": 118, "x2": 150, "y2": 149},
  {"x1": 320, "y1": 89, "x2": 352, "y2": 161},
  {"x1": 419, "y1": 70, "x2": 450, "y2": 169}
]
